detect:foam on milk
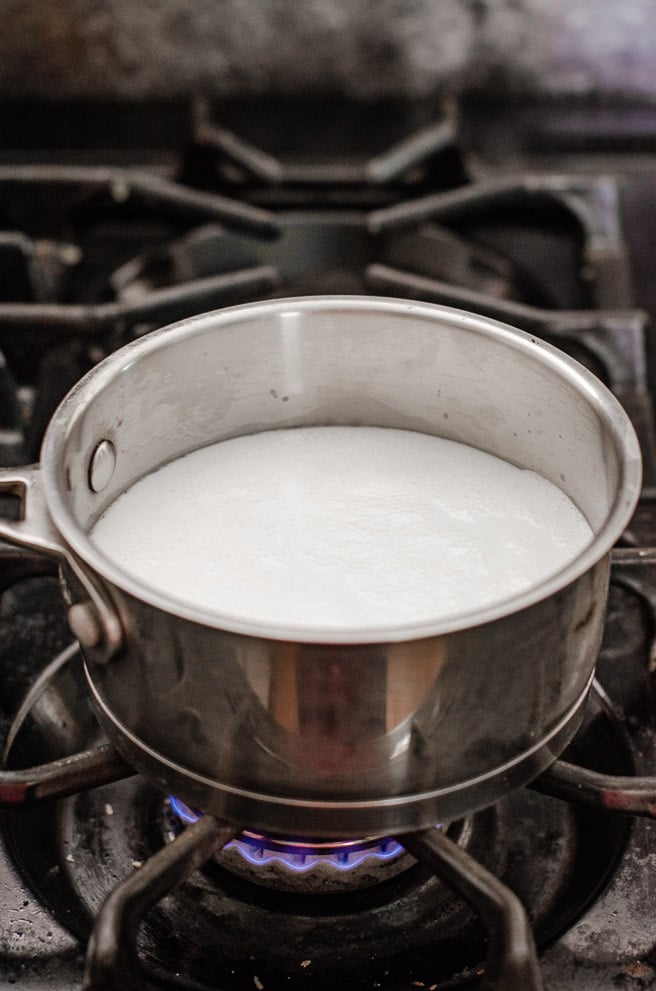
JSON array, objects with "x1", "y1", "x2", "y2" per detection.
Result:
[{"x1": 90, "y1": 426, "x2": 593, "y2": 629}]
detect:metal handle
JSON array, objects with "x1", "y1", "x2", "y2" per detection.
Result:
[
  {"x1": 0, "y1": 464, "x2": 123, "y2": 661},
  {"x1": 0, "y1": 464, "x2": 65, "y2": 557}
]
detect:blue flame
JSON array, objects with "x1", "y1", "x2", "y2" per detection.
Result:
[
  {"x1": 229, "y1": 835, "x2": 404, "y2": 872},
  {"x1": 170, "y1": 794, "x2": 202, "y2": 824},
  {"x1": 168, "y1": 796, "x2": 405, "y2": 871}
]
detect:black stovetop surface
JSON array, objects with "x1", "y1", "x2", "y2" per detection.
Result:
[{"x1": 1, "y1": 96, "x2": 656, "y2": 990}]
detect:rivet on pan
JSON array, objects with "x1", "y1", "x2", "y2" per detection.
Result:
[
  {"x1": 68, "y1": 602, "x2": 102, "y2": 649},
  {"x1": 89, "y1": 440, "x2": 116, "y2": 493}
]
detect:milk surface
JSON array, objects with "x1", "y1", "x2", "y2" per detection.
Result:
[{"x1": 91, "y1": 427, "x2": 593, "y2": 629}]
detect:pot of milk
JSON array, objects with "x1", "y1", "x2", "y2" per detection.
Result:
[{"x1": 0, "y1": 296, "x2": 642, "y2": 837}]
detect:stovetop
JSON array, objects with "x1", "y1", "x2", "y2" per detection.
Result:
[{"x1": 1, "y1": 96, "x2": 656, "y2": 990}]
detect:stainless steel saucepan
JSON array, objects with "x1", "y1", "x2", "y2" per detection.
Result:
[{"x1": 0, "y1": 296, "x2": 642, "y2": 837}]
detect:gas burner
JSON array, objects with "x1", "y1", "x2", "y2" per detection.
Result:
[
  {"x1": 169, "y1": 796, "x2": 413, "y2": 892},
  {"x1": 0, "y1": 101, "x2": 653, "y2": 474},
  {"x1": 0, "y1": 642, "x2": 635, "y2": 989}
]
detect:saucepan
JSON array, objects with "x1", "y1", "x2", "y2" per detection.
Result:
[{"x1": 0, "y1": 296, "x2": 642, "y2": 838}]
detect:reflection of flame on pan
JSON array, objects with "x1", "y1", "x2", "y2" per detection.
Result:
[{"x1": 169, "y1": 795, "x2": 410, "y2": 872}]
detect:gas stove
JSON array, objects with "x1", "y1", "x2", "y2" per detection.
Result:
[{"x1": 1, "y1": 97, "x2": 656, "y2": 990}]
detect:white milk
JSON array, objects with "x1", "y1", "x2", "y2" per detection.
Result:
[{"x1": 90, "y1": 426, "x2": 592, "y2": 629}]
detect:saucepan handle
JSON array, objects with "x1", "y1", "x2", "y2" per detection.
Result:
[
  {"x1": 0, "y1": 464, "x2": 123, "y2": 661},
  {"x1": 0, "y1": 463, "x2": 66, "y2": 558}
]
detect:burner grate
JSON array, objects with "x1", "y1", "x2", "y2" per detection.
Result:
[{"x1": 0, "y1": 622, "x2": 646, "y2": 991}]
